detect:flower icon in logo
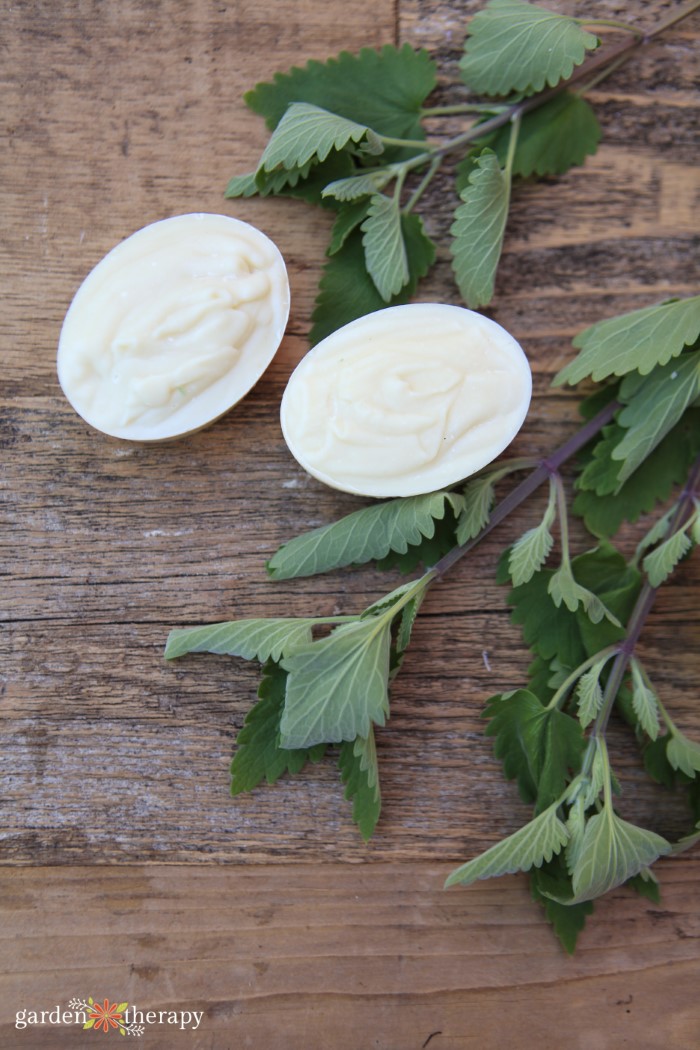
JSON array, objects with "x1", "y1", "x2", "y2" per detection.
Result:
[{"x1": 85, "y1": 999, "x2": 127, "y2": 1033}]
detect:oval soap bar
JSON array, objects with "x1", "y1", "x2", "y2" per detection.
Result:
[
  {"x1": 57, "y1": 213, "x2": 290, "y2": 440},
  {"x1": 280, "y1": 303, "x2": 532, "y2": 497}
]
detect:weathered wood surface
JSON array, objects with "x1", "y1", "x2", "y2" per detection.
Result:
[{"x1": 2, "y1": 0, "x2": 699, "y2": 1043}]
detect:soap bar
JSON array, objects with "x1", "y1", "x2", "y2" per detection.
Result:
[
  {"x1": 57, "y1": 213, "x2": 290, "y2": 440},
  {"x1": 280, "y1": 303, "x2": 532, "y2": 498}
]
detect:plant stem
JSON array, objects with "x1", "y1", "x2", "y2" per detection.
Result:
[
  {"x1": 580, "y1": 18, "x2": 645, "y2": 38},
  {"x1": 404, "y1": 155, "x2": 442, "y2": 213},
  {"x1": 432, "y1": 399, "x2": 619, "y2": 579},
  {"x1": 590, "y1": 450, "x2": 700, "y2": 740},
  {"x1": 547, "y1": 645, "x2": 618, "y2": 711}
]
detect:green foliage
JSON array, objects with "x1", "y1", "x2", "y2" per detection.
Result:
[
  {"x1": 555, "y1": 296, "x2": 700, "y2": 385},
  {"x1": 230, "y1": 661, "x2": 326, "y2": 794},
  {"x1": 508, "y1": 486, "x2": 556, "y2": 585},
  {"x1": 267, "y1": 490, "x2": 462, "y2": 580},
  {"x1": 667, "y1": 731, "x2": 700, "y2": 778},
  {"x1": 456, "y1": 473, "x2": 498, "y2": 543},
  {"x1": 338, "y1": 731, "x2": 382, "y2": 841},
  {"x1": 361, "y1": 193, "x2": 409, "y2": 300},
  {"x1": 530, "y1": 857, "x2": 594, "y2": 953},
  {"x1": 258, "y1": 102, "x2": 383, "y2": 173},
  {"x1": 630, "y1": 660, "x2": 660, "y2": 741},
  {"x1": 643, "y1": 521, "x2": 695, "y2": 587},
  {"x1": 450, "y1": 150, "x2": 510, "y2": 309},
  {"x1": 164, "y1": 617, "x2": 315, "y2": 662}
]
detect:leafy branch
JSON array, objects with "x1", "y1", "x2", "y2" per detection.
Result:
[{"x1": 225, "y1": 0, "x2": 699, "y2": 340}]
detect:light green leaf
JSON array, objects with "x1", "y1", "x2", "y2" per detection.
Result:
[
  {"x1": 450, "y1": 150, "x2": 510, "y2": 309},
  {"x1": 581, "y1": 744, "x2": 607, "y2": 809},
  {"x1": 630, "y1": 660, "x2": 660, "y2": 741},
  {"x1": 338, "y1": 730, "x2": 382, "y2": 840},
  {"x1": 259, "y1": 102, "x2": 380, "y2": 172},
  {"x1": 322, "y1": 169, "x2": 396, "y2": 201},
  {"x1": 280, "y1": 618, "x2": 392, "y2": 748},
  {"x1": 634, "y1": 505, "x2": 676, "y2": 562},
  {"x1": 613, "y1": 353, "x2": 700, "y2": 483},
  {"x1": 673, "y1": 821, "x2": 700, "y2": 855},
  {"x1": 361, "y1": 193, "x2": 409, "y2": 300},
  {"x1": 309, "y1": 213, "x2": 436, "y2": 344},
  {"x1": 576, "y1": 658, "x2": 608, "y2": 728},
  {"x1": 268, "y1": 490, "x2": 462, "y2": 580},
  {"x1": 397, "y1": 593, "x2": 424, "y2": 653},
  {"x1": 567, "y1": 806, "x2": 671, "y2": 903},
  {"x1": 224, "y1": 171, "x2": 259, "y2": 198},
  {"x1": 548, "y1": 564, "x2": 621, "y2": 626},
  {"x1": 555, "y1": 295, "x2": 700, "y2": 385},
  {"x1": 164, "y1": 618, "x2": 315, "y2": 662},
  {"x1": 667, "y1": 732, "x2": 700, "y2": 778},
  {"x1": 459, "y1": 0, "x2": 598, "y2": 96},
  {"x1": 508, "y1": 496, "x2": 556, "y2": 586},
  {"x1": 445, "y1": 800, "x2": 569, "y2": 888},
  {"x1": 456, "y1": 474, "x2": 496, "y2": 543},
  {"x1": 642, "y1": 524, "x2": 693, "y2": 587}
]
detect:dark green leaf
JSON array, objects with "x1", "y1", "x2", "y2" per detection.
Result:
[
  {"x1": 484, "y1": 689, "x2": 585, "y2": 810},
  {"x1": 530, "y1": 856, "x2": 593, "y2": 954},
  {"x1": 626, "y1": 871, "x2": 661, "y2": 904},
  {"x1": 338, "y1": 731, "x2": 382, "y2": 840},
  {"x1": 230, "y1": 661, "x2": 326, "y2": 795}
]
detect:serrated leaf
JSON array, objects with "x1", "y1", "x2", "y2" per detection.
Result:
[
  {"x1": 224, "y1": 171, "x2": 259, "y2": 198},
  {"x1": 445, "y1": 800, "x2": 569, "y2": 888},
  {"x1": 548, "y1": 564, "x2": 620, "y2": 626},
  {"x1": 472, "y1": 91, "x2": 601, "y2": 178},
  {"x1": 164, "y1": 617, "x2": 315, "y2": 662},
  {"x1": 642, "y1": 524, "x2": 693, "y2": 587},
  {"x1": 575, "y1": 659, "x2": 608, "y2": 728},
  {"x1": 626, "y1": 870, "x2": 661, "y2": 903},
  {"x1": 259, "y1": 102, "x2": 380, "y2": 172},
  {"x1": 667, "y1": 732, "x2": 700, "y2": 778},
  {"x1": 397, "y1": 593, "x2": 424, "y2": 653},
  {"x1": 230, "y1": 661, "x2": 326, "y2": 795},
  {"x1": 280, "y1": 618, "x2": 392, "y2": 748},
  {"x1": 361, "y1": 193, "x2": 409, "y2": 300},
  {"x1": 567, "y1": 807, "x2": 671, "y2": 904},
  {"x1": 456, "y1": 474, "x2": 496, "y2": 543},
  {"x1": 268, "y1": 490, "x2": 462, "y2": 580},
  {"x1": 613, "y1": 353, "x2": 700, "y2": 483},
  {"x1": 245, "y1": 43, "x2": 436, "y2": 146},
  {"x1": 328, "y1": 200, "x2": 372, "y2": 255},
  {"x1": 310, "y1": 214, "x2": 435, "y2": 344},
  {"x1": 643, "y1": 735, "x2": 677, "y2": 788},
  {"x1": 574, "y1": 410, "x2": 700, "y2": 536},
  {"x1": 630, "y1": 660, "x2": 660, "y2": 741},
  {"x1": 375, "y1": 508, "x2": 462, "y2": 574},
  {"x1": 338, "y1": 730, "x2": 382, "y2": 840},
  {"x1": 555, "y1": 295, "x2": 700, "y2": 385},
  {"x1": 530, "y1": 858, "x2": 594, "y2": 954},
  {"x1": 484, "y1": 689, "x2": 585, "y2": 811},
  {"x1": 322, "y1": 169, "x2": 396, "y2": 201},
  {"x1": 450, "y1": 149, "x2": 510, "y2": 309},
  {"x1": 508, "y1": 496, "x2": 556, "y2": 586},
  {"x1": 459, "y1": 0, "x2": 598, "y2": 96}
]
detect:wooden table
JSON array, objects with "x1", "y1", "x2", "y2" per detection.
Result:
[{"x1": 3, "y1": 2, "x2": 699, "y2": 1047}]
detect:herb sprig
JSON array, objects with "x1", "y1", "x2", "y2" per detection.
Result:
[
  {"x1": 225, "y1": 0, "x2": 700, "y2": 341},
  {"x1": 166, "y1": 1, "x2": 700, "y2": 952}
]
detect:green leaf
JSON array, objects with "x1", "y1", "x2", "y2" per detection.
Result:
[
  {"x1": 245, "y1": 43, "x2": 436, "y2": 145},
  {"x1": 268, "y1": 490, "x2": 461, "y2": 580},
  {"x1": 613, "y1": 353, "x2": 700, "y2": 483},
  {"x1": 575, "y1": 658, "x2": 608, "y2": 729},
  {"x1": 626, "y1": 869, "x2": 661, "y2": 904},
  {"x1": 459, "y1": 0, "x2": 598, "y2": 96},
  {"x1": 328, "y1": 201, "x2": 372, "y2": 255},
  {"x1": 230, "y1": 662, "x2": 327, "y2": 796},
  {"x1": 361, "y1": 193, "x2": 409, "y2": 300},
  {"x1": 164, "y1": 617, "x2": 315, "y2": 662},
  {"x1": 280, "y1": 618, "x2": 392, "y2": 748},
  {"x1": 397, "y1": 593, "x2": 425, "y2": 653},
  {"x1": 322, "y1": 169, "x2": 396, "y2": 202},
  {"x1": 530, "y1": 856, "x2": 594, "y2": 954},
  {"x1": 642, "y1": 523, "x2": 693, "y2": 587},
  {"x1": 450, "y1": 150, "x2": 510, "y2": 309},
  {"x1": 259, "y1": 102, "x2": 381, "y2": 173},
  {"x1": 473, "y1": 91, "x2": 601, "y2": 178},
  {"x1": 375, "y1": 508, "x2": 462, "y2": 574},
  {"x1": 567, "y1": 807, "x2": 671, "y2": 904},
  {"x1": 643, "y1": 735, "x2": 677, "y2": 789},
  {"x1": 555, "y1": 295, "x2": 700, "y2": 385},
  {"x1": 548, "y1": 563, "x2": 620, "y2": 626},
  {"x1": 630, "y1": 660, "x2": 660, "y2": 740},
  {"x1": 574, "y1": 410, "x2": 700, "y2": 536},
  {"x1": 667, "y1": 731, "x2": 700, "y2": 778},
  {"x1": 508, "y1": 496, "x2": 556, "y2": 586},
  {"x1": 455, "y1": 473, "x2": 497, "y2": 543},
  {"x1": 310, "y1": 214, "x2": 435, "y2": 344},
  {"x1": 445, "y1": 800, "x2": 570, "y2": 888},
  {"x1": 338, "y1": 730, "x2": 382, "y2": 840},
  {"x1": 484, "y1": 689, "x2": 585, "y2": 811}
]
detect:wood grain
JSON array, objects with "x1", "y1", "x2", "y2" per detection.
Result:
[{"x1": 2, "y1": 0, "x2": 700, "y2": 1041}]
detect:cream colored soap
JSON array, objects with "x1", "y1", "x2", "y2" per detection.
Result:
[
  {"x1": 57, "y1": 213, "x2": 290, "y2": 440},
  {"x1": 280, "y1": 304, "x2": 532, "y2": 498}
]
